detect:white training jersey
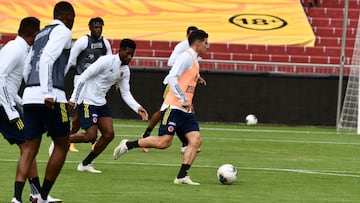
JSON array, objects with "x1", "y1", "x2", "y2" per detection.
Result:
[
  {"x1": 167, "y1": 39, "x2": 189, "y2": 67},
  {"x1": 66, "y1": 34, "x2": 112, "y2": 104},
  {"x1": 65, "y1": 34, "x2": 112, "y2": 74},
  {"x1": 69, "y1": 54, "x2": 141, "y2": 113},
  {"x1": 0, "y1": 36, "x2": 29, "y2": 120},
  {"x1": 22, "y1": 19, "x2": 72, "y2": 104},
  {"x1": 161, "y1": 48, "x2": 199, "y2": 112}
]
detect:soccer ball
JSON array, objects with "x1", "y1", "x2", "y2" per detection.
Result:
[
  {"x1": 245, "y1": 114, "x2": 258, "y2": 125},
  {"x1": 217, "y1": 164, "x2": 237, "y2": 185}
]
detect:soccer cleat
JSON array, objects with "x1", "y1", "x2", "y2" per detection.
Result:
[
  {"x1": 36, "y1": 197, "x2": 48, "y2": 203},
  {"x1": 48, "y1": 142, "x2": 54, "y2": 156},
  {"x1": 180, "y1": 146, "x2": 201, "y2": 154},
  {"x1": 77, "y1": 163, "x2": 102, "y2": 173},
  {"x1": 29, "y1": 194, "x2": 48, "y2": 203},
  {"x1": 173, "y1": 176, "x2": 200, "y2": 185},
  {"x1": 29, "y1": 194, "x2": 38, "y2": 203},
  {"x1": 69, "y1": 143, "x2": 79, "y2": 152},
  {"x1": 113, "y1": 139, "x2": 129, "y2": 159},
  {"x1": 47, "y1": 195, "x2": 62, "y2": 203},
  {"x1": 30, "y1": 194, "x2": 61, "y2": 203},
  {"x1": 11, "y1": 197, "x2": 21, "y2": 203}
]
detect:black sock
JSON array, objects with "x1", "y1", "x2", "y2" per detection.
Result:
[
  {"x1": 177, "y1": 164, "x2": 191, "y2": 179},
  {"x1": 14, "y1": 181, "x2": 25, "y2": 202},
  {"x1": 83, "y1": 151, "x2": 98, "y2": 166},
  {"x1": 28, "y1": 177, "x2": 41, "y2": 195},
  {"x1": 41, "y1": 178, "x2": 54, "y2": 200},
  {"x1": 142, "y1": 127, "x2": 153, "y2": 138},
  {"x1": 126, "y1": 140, "x2": 140, "y2": 150}
]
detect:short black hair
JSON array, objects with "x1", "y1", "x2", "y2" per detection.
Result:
[
  {"x1": 120, "y1": 38, "x2": 136, "y2": 50},
  {"x1": 18, "y1": 17, "x2": 40, "y2": 37},
  {"x1": 186, "y1": 26, "x2": 198, "y2": 35},
  {"x1": 188, "y1": 30, "x2": 208, "y2": 45},
  {"x1": 89, "y1": 17, "x2": 104, "y2": 26},
  {"x1": 54, "y1": 1, "x2": 75, "y2": 19}
]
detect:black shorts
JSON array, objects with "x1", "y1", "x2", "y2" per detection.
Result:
[
  {"x1": 23, "y1": 103, "x2": 70, "y2": 140},
  {"x1": 158, "y1": 108, "x2": 199, "y2": 139},
  {"x1": 0, "y1": 106, "x2": 25, "y2": 145},
  {"x1": 79, "y1": 103, "x2": 112, "y2": 129}
]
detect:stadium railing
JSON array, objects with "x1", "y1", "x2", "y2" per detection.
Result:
[{"x1": 130, "y1": 56, "x2": 354, "y2": 75}]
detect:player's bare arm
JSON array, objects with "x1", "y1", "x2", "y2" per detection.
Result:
[
  {"x1": 138, "y1": 107, "x2": 149, "y2": 120},
  {"x1": 68, "y1": 100, "x2": 76, "y2": 112},
  {"x1": 198, "y1": 75, "x2": 207, "y2": 86}
]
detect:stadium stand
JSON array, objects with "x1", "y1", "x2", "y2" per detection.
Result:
[
  {"x1": 110, "y1": 0, "x2": 359, "y2": 73},
  {"x1": 0, "y1": 0, "x2": 359, "y2": 75},
  {"x1": 315, "y1": 36, "x2": 356, "y2": 46}
]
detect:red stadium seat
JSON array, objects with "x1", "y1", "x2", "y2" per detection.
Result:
[
  {"x1": 306, "y1": 7, "x2": 360, "y2": 19},
  {"x1": 315, "y1": 36, "x2": 356, "y2": 47},
  {"x1": 312, "y1": 26, "x2": 357, "y2": 38},
  {"x1": 149, "y1": 40, "x2": 176, "y2": 50},
  {"x1": 318, "y1": 0, "x2": 360, "y2": 8},
  {"x1": 308, "y1": 17, "x2": 359, "y2": 28}
]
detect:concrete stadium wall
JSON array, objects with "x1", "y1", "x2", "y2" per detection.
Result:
[{"x1": 64, "y1": 68, "x2": 346, "y2": 126}]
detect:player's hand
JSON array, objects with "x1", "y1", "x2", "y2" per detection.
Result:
[
  {"x1": 68, "y1": 101, "x2": 76, "y2": 112},
  {"x1": 198, "y1": 75, "x2": 207, "y2": 86},
  {"x1": 182, "y1": 101, "x2": 193, "y2": 112},
  {"x1": 138, "y1": 107, "x2": 149, "y2": 120},
  {"x1": 191, "y1": 105, "x2": 195, "y2": 114},
  {"x1": 114, "y1": 82, "x2": 120, "y2": 91},
  {"x1": 44, "y1": 98, "x2": 55, "y2": 110}
]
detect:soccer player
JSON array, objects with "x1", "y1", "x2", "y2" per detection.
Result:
[
  {"x1": 167, "y1": 26, "x2": 199, "y2": 67},
  {"x1": 65, "y1": 17, "x2": 112, "y2": 152},
  {"x1": 141, "y1": 26, "x2": 205, "y2": 153},
  {"x1": 68, "y1": 38, "x2": 148, "y2": 173},
  {"x1": 15, "y1": 2, "x2": 75, "y2": 202},
  {"x1": 113, "y1": 30, "x2": 209, "y2": 185},
  {"x1": 1, "y1": 16, "x2": 60, "y2": 203}
]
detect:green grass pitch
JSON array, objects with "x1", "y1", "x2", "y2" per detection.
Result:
[{"x1": 1, "y1": 119, "x2": 360, "y2": 202}]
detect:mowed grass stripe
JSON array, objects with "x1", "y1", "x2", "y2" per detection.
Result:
[{"x1": 1, "y1": 158, "x2": 360, "y2": 178}]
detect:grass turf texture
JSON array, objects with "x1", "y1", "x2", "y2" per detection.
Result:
[{"x1": 1, "y1": 119, "x2": 360, "y2": 202}]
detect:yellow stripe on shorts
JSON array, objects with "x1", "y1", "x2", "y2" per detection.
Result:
[
  {"x1": 16, "y1": 119, "x2": 24, "y2": 130},
  {"x1": 84, "y1": 104, "x2": 90, "y2": 118},
  {"x1": 161, "y1": 107, "x2": 171, "y2": 125},
  {"x1": 60, "y1": 103, "x2": 69, "y2": 122}
]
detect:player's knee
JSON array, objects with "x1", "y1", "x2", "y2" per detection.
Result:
[
  {"x1": 190, "y1": 134, "x2": 202, "y2": 147},
  {"x1": 23, "y1": 147, "x2": 39, "y2": 157},
  {"x1": 85, "y1": 133, "x2": 97, "y2": 142},
  {"x1": 158, "y1": 139, "x2": 172, "y2": 149},
  {"x1": 197, "y1": 136, "x2": 202, "y2": 147},
  {"x1": 103, "y1": 132, "x2": 114, "y2": 142},
  {"x1": 70, "y1": 125, "x2": 80, "y2": 134}
]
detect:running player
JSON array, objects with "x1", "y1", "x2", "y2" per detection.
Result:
[
  {"x1": 114, "y1": 30, "x2": 209, "y2": 185},
  {"x1": 68, "y1": 38, "x2": 148, "y2": 173},
  {"x1": 65, "y1": 17, "x2": 112, "y2": 152}
]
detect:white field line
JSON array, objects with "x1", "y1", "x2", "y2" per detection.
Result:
[
  {"x1": 113, "y1": 123, "x2": 355, "y2": 135},
  {"x1": 1, "y1": 158, "x2": 360, "y2": 178},
  {"x1": 117, "y1": 134, "x2": 360, "y2": 146},
  {"x1": 2, "y1": 124, "x2": 357, "y2": 179},
  {"x1": 113, "y1": 123, "x2": 360, "y2": 146}
]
